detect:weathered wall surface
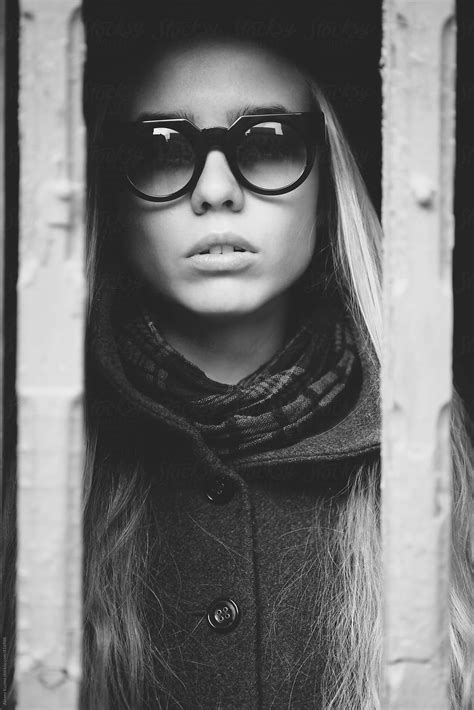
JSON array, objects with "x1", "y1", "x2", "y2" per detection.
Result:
[
  {"x1": 15, "y1": 1, "x2": 85, "y2": 707},
  {"x1": 381, "y1": 1, "x2": 456, "y2": 707}
]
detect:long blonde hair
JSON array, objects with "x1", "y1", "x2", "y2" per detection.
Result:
[{"x1": 81, "y1": 39, "x2": 473, "y2": 709}]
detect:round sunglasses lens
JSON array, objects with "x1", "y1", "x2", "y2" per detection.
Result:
[
  {"x1": 236, "y1": 121, "x2": 307, "y2": 190},
  {"x1": 127, "y1": 127, "x2": 195, "y2": 197}
]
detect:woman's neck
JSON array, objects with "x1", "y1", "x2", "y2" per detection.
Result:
[{"x1": 147, "y1": 291, "x2": 294, "y2": 385}]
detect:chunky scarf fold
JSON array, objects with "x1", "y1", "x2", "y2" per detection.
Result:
[{"x1": 109, "y1": 279, "x2": 363, "y2": 462}]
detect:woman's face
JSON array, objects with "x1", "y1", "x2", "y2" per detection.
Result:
[{"x1": 116, "y1": 38, "x2": 320, "y2": 320}]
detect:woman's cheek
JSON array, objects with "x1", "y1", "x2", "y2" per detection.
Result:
[{"x1": 275, "y1": 233, "x2": 312, "y2": 282}]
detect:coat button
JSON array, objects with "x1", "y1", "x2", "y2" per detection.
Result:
[
  {"x1": 207, "y1": 598, "x2": 240, "y2": 633},
  {"x1": 205, "y1": 475, "x2": 235, "y2": 504}
]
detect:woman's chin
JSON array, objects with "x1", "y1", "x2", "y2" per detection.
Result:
[
  {"x1": 176, "y1": 289, "x2": 264, "y2": 318},
  {"x1": 172, "y1": 285, "x2": 290, "y2": 322},
  {"x1": 183, "y1": 303, "x2": 259, "y2": 321}
]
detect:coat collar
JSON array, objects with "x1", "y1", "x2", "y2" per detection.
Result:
[{"x1": 89, "y1": 270, "x2": 381, "y2": 473}]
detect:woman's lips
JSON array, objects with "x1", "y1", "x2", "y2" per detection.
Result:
[
  {"x1": 187, "y1": 250, "x2": 257, "y2": 272},
  {"x1": 186, "y1": 232, "x2": 257, "y2": 257}
]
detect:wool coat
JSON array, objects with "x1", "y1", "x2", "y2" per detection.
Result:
[{"x1": 89, "y1": 280, "x2": 381, "y2": 710}]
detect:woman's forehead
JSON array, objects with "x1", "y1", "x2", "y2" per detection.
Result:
[{"x1": 123, "y1": 38, "x2": 312, "y2": 123}]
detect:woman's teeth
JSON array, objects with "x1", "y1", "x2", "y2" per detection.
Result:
[{"x1": 200, "y1": 245, "x2": 246, "y2": 255}]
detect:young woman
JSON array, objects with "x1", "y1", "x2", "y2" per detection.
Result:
[{"x1": 83, "y1": 31, "x2": 473, "y2": 709}]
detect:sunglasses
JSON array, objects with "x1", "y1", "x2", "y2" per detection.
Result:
[{"x1": 100, "y1": 111, "x2": 328, "y2": 202}]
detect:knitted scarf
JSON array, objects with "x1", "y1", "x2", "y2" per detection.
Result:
[{"x1": 108, "y1": 276, "x2": 363, "y2": 463}]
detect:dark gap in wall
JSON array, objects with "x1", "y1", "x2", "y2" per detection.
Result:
[
  {"x1": 455, "y1": 0, "x2": 474, "y2": 421},
  {"x1": 2, "y1": 0, "x2": 19, "y2": 708}
]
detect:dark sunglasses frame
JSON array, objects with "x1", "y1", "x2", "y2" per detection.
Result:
[{"x1": 101, "y1": 110, "x2": 328, "y2": 202}]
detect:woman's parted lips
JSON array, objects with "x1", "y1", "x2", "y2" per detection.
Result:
[{"x1": 186, "y1": 232, "x2": 258, "y2": 257}]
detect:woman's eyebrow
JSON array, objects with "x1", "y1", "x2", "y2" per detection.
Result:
[
  {"x1": 229, "y1": 104, "x2": 291, "y2": 122},
  {"x1": 136, "y1": 108, "x2": 194, "y2": 121},
  {"x1": 135, "y1": 103, "x2": 291, "y2": 123}
]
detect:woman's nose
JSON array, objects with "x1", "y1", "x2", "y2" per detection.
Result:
[{"x1": 190, "y1": 149, "x2": 244, "y2": 214}]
